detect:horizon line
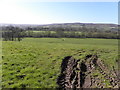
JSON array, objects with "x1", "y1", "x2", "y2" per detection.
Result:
[{"x1": 0, "y1": 22, "x2": 118, "y2": 25}]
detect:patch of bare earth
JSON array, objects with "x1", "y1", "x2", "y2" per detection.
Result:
[{"x1": 57, "y1": 55, "x2": 119, "y2": 89}]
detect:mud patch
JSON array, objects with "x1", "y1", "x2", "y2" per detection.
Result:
[{"x1": 57, "y1": 55, "x2": 119, "y2": 89}]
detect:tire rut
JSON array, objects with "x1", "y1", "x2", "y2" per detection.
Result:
[{"x1": 57, "y1": 55, "x2": 119, "y2": 89}]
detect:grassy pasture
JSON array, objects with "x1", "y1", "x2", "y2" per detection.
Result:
[
  {"x1": 32, "y1": 31, "x2": 56, "y2": 33},
  {"x1": 2, "y1": 38, "x2": 118, "y2": 88}
]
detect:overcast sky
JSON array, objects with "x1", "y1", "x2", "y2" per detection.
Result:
[{"x1": 0, "y1": 0, "x2": 118, "y2": 24}]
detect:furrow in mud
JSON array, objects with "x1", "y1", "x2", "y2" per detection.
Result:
[{"x1": 57, "y1": 54, "x2": 119, "y2": 89}]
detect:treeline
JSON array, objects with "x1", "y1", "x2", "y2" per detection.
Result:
[
  {"x1": 2, "y1": 26, "x2": 25, "y2": 41},
  {"x1": 24, "y1": 30, "x2": 119, "y2": 39},
  {"x1": 2, "y1": 25, "x2": 120, "y2": 41},
  {"x1": 24, "y1": 26, "x2": 120, "y2": 39}
]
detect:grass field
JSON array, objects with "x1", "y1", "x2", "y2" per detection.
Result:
[{"x1": 2, "y1": 38, "x2": 118, "y2": 88}]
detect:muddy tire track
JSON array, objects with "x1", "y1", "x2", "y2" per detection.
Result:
[{"x1": 57, "y1": 55, "x2": 119, "y2": 89}]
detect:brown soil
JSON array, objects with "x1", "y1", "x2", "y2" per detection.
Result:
[{"x1": 57, "y1": 55, "x2": 119, "y2": 89}]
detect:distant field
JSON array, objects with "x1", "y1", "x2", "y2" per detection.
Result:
[
  {"x1": 32, "y1": 31, "x2": 56, "y2": 33},
  {"x1": 2, "y1": 38, "x2": 118, "y2": 88},
  {"x1": 27, "y1": 30, "x2": 82, "y2": 34}
]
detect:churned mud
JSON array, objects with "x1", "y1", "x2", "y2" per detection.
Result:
[{"x1": 57, "y1": 55, "x2": 119, "y2": 89}]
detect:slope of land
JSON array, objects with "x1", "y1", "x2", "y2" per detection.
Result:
[{"x1": 2, "y1": 38, "x2": 118, "y2": 88}]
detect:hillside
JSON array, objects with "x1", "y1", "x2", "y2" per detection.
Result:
[
  {"x1": 0, "y1": 22, "x2": 118, "y2": 31},
  {"x1": 1, "y1": 22, "x2": 119, "y2": 40}
]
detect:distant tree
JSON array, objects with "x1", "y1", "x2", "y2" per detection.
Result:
[
  {"x1": 2, "y1": 26, "x2": 25, "y2": 41},
  {"x1": 55, "y1": 27, "x2": 65, "y2": 38}
]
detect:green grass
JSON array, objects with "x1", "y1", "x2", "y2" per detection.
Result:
[
  {"x1": 32, "y1": 31, "x2": 56, "y2": 33},
  {"x1": 2, "y1": 38, "x2": 118, "y2": 88}
]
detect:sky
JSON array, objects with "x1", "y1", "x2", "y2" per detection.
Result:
[{"x1": 0, "y1": 0, "x2": 118, "y2": 24}]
